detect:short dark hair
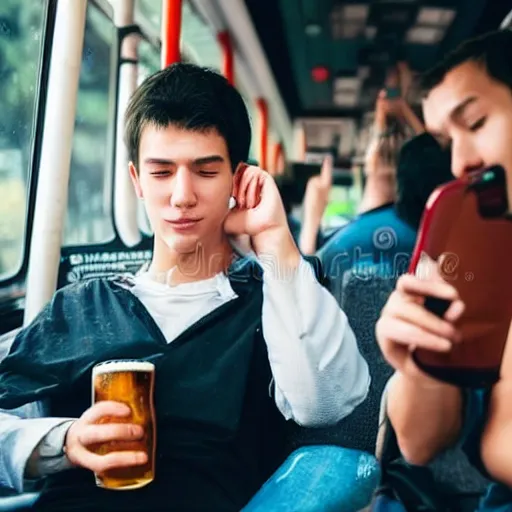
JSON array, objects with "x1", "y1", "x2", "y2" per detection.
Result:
[
  {"x1": 124, "y1": 63, "x2": 251, "y2": 171},
  {"x1": 421, "y1": 30, "x2": 512, "y2": 93},
  {"x1": 395, "y1": 133, "x2": 453, "y2": 230}
]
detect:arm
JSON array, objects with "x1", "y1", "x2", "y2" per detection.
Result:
[
  {"x1": 0, "y1": 402, "x2": 74, "y2": 493},
  {"x1": 299, "y1": 157, "x2": 332, "y2": 255},
  {"x1": 376, "y1": 273, "x2": 466, "y2": 465},
  {"x1": 480, "y1": 324, "x2": 512, "y2": 486},
  {"x1": 259, "y1": 241, "x2": 370, "y2": 427},
  {"x1": 386, "y1": 372, "x2": 463, "y2": 465},
  {"x1": 400, "y1": 101, "x2": 425, "y2": 135},
  {"x1": 225, "y1": 165, "x2": 369, "y2": 426},
  {"x1": 480, "y1": 381, "x2": 512, "y2": 487}
]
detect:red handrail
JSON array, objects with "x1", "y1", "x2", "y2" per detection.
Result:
[
  {"x1": 217, "y1": 31, "x2": 234, "y2": 85},
  {"x1": 161, "y1": 0, "x2": 182, "y2": 68},
  {"x1": 256, "y1": 98, "x2": 268, "y2": 169}
]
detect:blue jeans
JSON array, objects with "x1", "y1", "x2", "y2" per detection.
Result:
[{"x1": 243, "y1": 445, "x2": 381, "y2": 512}]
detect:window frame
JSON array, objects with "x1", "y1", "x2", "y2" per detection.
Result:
[{"x1": 0, "y1": 0, "x2": 56, "y2": 290}]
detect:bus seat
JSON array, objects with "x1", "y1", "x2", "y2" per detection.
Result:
[{"x1": 288, "y1": 268, "x2": 396, "y2": 455}]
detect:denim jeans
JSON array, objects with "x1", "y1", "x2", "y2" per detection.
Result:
[{"x1": 243, "y1": 445, "x2": 381, "y2": 512}]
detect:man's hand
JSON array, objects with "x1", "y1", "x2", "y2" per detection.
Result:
[
  {"x1": 65, "y1": 401, "x2": 147, "y2": 475},
  {"x1": 224, "y1": 164, "x2": 300, "y2": 267},
  {"x1": 376, "y1": 272, "x2": 465, "y2": 381}
]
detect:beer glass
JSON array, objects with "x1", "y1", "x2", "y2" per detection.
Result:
[{"x1": 91, "y1": 360, "x2": 156, "y2": 490}]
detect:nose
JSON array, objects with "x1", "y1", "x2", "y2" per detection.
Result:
[
  {"x1": 170, "y1": 167, "x2": 197, "y2": 208},
  {"x1": 451, "y1": 137, "x2": 484, "y2": 178}
]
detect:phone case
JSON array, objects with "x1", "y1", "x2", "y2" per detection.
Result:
[{"x1": 409, "y1": 166, "x2": 512, "y2": 387}]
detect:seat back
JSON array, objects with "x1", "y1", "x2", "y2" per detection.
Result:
[{"x1": 288, "y1": 269, "x2": 397, "y2": 454}]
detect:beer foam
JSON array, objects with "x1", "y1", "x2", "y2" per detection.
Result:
[{"x1": 93, "y1": 360, "x2": 155, "y2": 375}]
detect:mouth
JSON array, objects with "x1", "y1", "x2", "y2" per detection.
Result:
[{"x1": 165, "y1": 218, "x2": 202, "y2": 231}]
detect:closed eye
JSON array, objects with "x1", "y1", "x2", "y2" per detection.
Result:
[
  {"x1": 199, "y1": 170, "x2": 218, "y2": 177},
  {"x1": 150, "y1": 171, "x2": 171, "y2": 177},
  {"x1": 469, "y1": 117, "x2": 486, "y2": 132}
]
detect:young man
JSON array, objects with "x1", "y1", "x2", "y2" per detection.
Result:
[
  {"x1": 376, "y1": 30, "x2": 512, "y2": 510},
  {"x1": 0, "y1": 63, "x2": 370, "y2": 511}
]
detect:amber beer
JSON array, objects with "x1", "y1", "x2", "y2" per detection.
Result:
[{"x1": 91, "y1": 360, "x2": 156, "y2": 490}]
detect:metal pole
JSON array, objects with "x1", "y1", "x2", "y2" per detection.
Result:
[
  {"x1": 112, "y1": 0, "x2": 141, "y2": 247},
  {"x1": 24, "y1": 0, "x2": 88, "y2": 324}
]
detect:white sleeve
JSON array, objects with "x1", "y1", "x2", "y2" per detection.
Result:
[
  {"x1": 0, "y1": 401, "x2": 74, "y2": 493},
  {"x1": 260, "y1": 257, "x2": 370, "y2": 427}
]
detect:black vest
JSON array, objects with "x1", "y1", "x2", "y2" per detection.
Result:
[{"x1": 0, "y1": 258, "x2": 304, "y2": 511}]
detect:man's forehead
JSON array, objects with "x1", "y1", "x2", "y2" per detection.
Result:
[{"x1": 422, "y1": 61, "x2": 488, "y2": 131}]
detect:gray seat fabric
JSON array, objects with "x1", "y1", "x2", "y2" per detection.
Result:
[{"x1": 288, "y1": 270, "x2": 397, "y2": 454}]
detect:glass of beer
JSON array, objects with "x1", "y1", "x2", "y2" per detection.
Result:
[{"x1": 91, "y1": 360, "x2": 156, "y2": 490}]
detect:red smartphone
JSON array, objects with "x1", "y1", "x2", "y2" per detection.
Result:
[{"x1": 409, "y1": 165, "x2": 512, "y2": 387}]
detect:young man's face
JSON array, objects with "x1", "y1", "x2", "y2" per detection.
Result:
[
  {"x1": 130, "y1": 124, "x2": 234, "y2": 256},
  {"x1": 423, "y1": 60, "x2": 512, "y2": 205}
]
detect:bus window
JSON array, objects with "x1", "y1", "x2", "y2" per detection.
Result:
[
  {"x1": 63, "y1": 3, "x2": 115, "y2": 246},
  {"x1": 0, "y1": 1, "x2": 46, "y2": 279},
  {"x1": 138, "y1": 38, "x2": 160, "y2": 83}
]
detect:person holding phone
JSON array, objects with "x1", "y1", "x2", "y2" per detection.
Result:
[{"x1": 377, "y1": 30, "x2": 512, "y2": 510}]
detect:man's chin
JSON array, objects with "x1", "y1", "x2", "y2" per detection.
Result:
[{"x1": 162, "y1": 233, "x2": 202, "y2": 255}]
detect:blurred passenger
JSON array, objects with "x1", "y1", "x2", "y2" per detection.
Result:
[{"x1": 317, "y1": 89, "x2": 424, "y2": 300}]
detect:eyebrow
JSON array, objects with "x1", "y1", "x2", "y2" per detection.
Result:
[
  {"x1": 449, "y1": 96, "x2": 478, "y2": 121},
  {"x1": 144, "y1": 155, "x2": 225, "y2": 166}
]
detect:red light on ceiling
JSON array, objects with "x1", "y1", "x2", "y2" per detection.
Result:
[{"x1": 311, "y1": 66, "x2": 330, "y2": 82}]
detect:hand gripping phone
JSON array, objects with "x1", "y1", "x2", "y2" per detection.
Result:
[{"x1": 409, "y1": 165, "x2": 512, "y2": 387}]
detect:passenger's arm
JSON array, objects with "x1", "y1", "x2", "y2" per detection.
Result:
[
  {"x1": 260, "y1": 254, "x2": 370, "y2": 427},
  {"x1": 481, "y1": 324, "x2": 512, "y2": 486},
  {"x1": 0, "y1": 402, "x2": 75, "y2": 493},
  {"x1": 376, "y1": 273, "x2": 466, "y2": 465},
  {"x1": 386, "y1": 372, "x2": 463, "y2": 465}
]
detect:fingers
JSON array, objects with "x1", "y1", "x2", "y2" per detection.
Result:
[
  {"x1": 377, "y1": 273, "x2": 466, "y2": 375},
  {"x1": 81, "y1": 401, "x2": 132, "y2": 423},
  {"x1": 396, "y1": 274, "x2": 460, "y2": 302},
  {"x1": 233, "y1": 165, "x2": 267, "y2": 209},
  {"x1": 65, "y1": 402, "x2": 148, "y2": 474},
  {"x1": 385, "y1": 292, "x2": 461, "y2": 342},
  {"x1": 77, "y1": 423, "x2": 144, "y2": 446},
  {"x1": 70, "y1": 444, "x2": 148, "y2": 475},
  {"x1": 246, "y1": 172, "x2": 261, "y2": 209},
  {"x1": 377, "y1": 316, "x2": 453, "y2": 353}
]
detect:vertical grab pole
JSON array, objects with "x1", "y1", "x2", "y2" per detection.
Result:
[
  {"x1": 272, "y1": 142, "x2": 284, "y2": 175},
  {"x1": 112, "y1": 0, "x2": 141, "y2": 247},
  {"x1": 24, "y1": 0, "x2": 88, "y2": 324},
  {"x1": 256, "y1": 98, "x2": 268, "y2": 170},
  {"x1": 161, "y1": 0, "x2": 183, "y2": 68},
  {"x1": 217, "y1": 30, "x2": 234, "y2": 85}
]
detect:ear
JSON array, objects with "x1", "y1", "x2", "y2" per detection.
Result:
[{"x1": 129, "y1": 161, "x2": 143, "y2": 199}]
